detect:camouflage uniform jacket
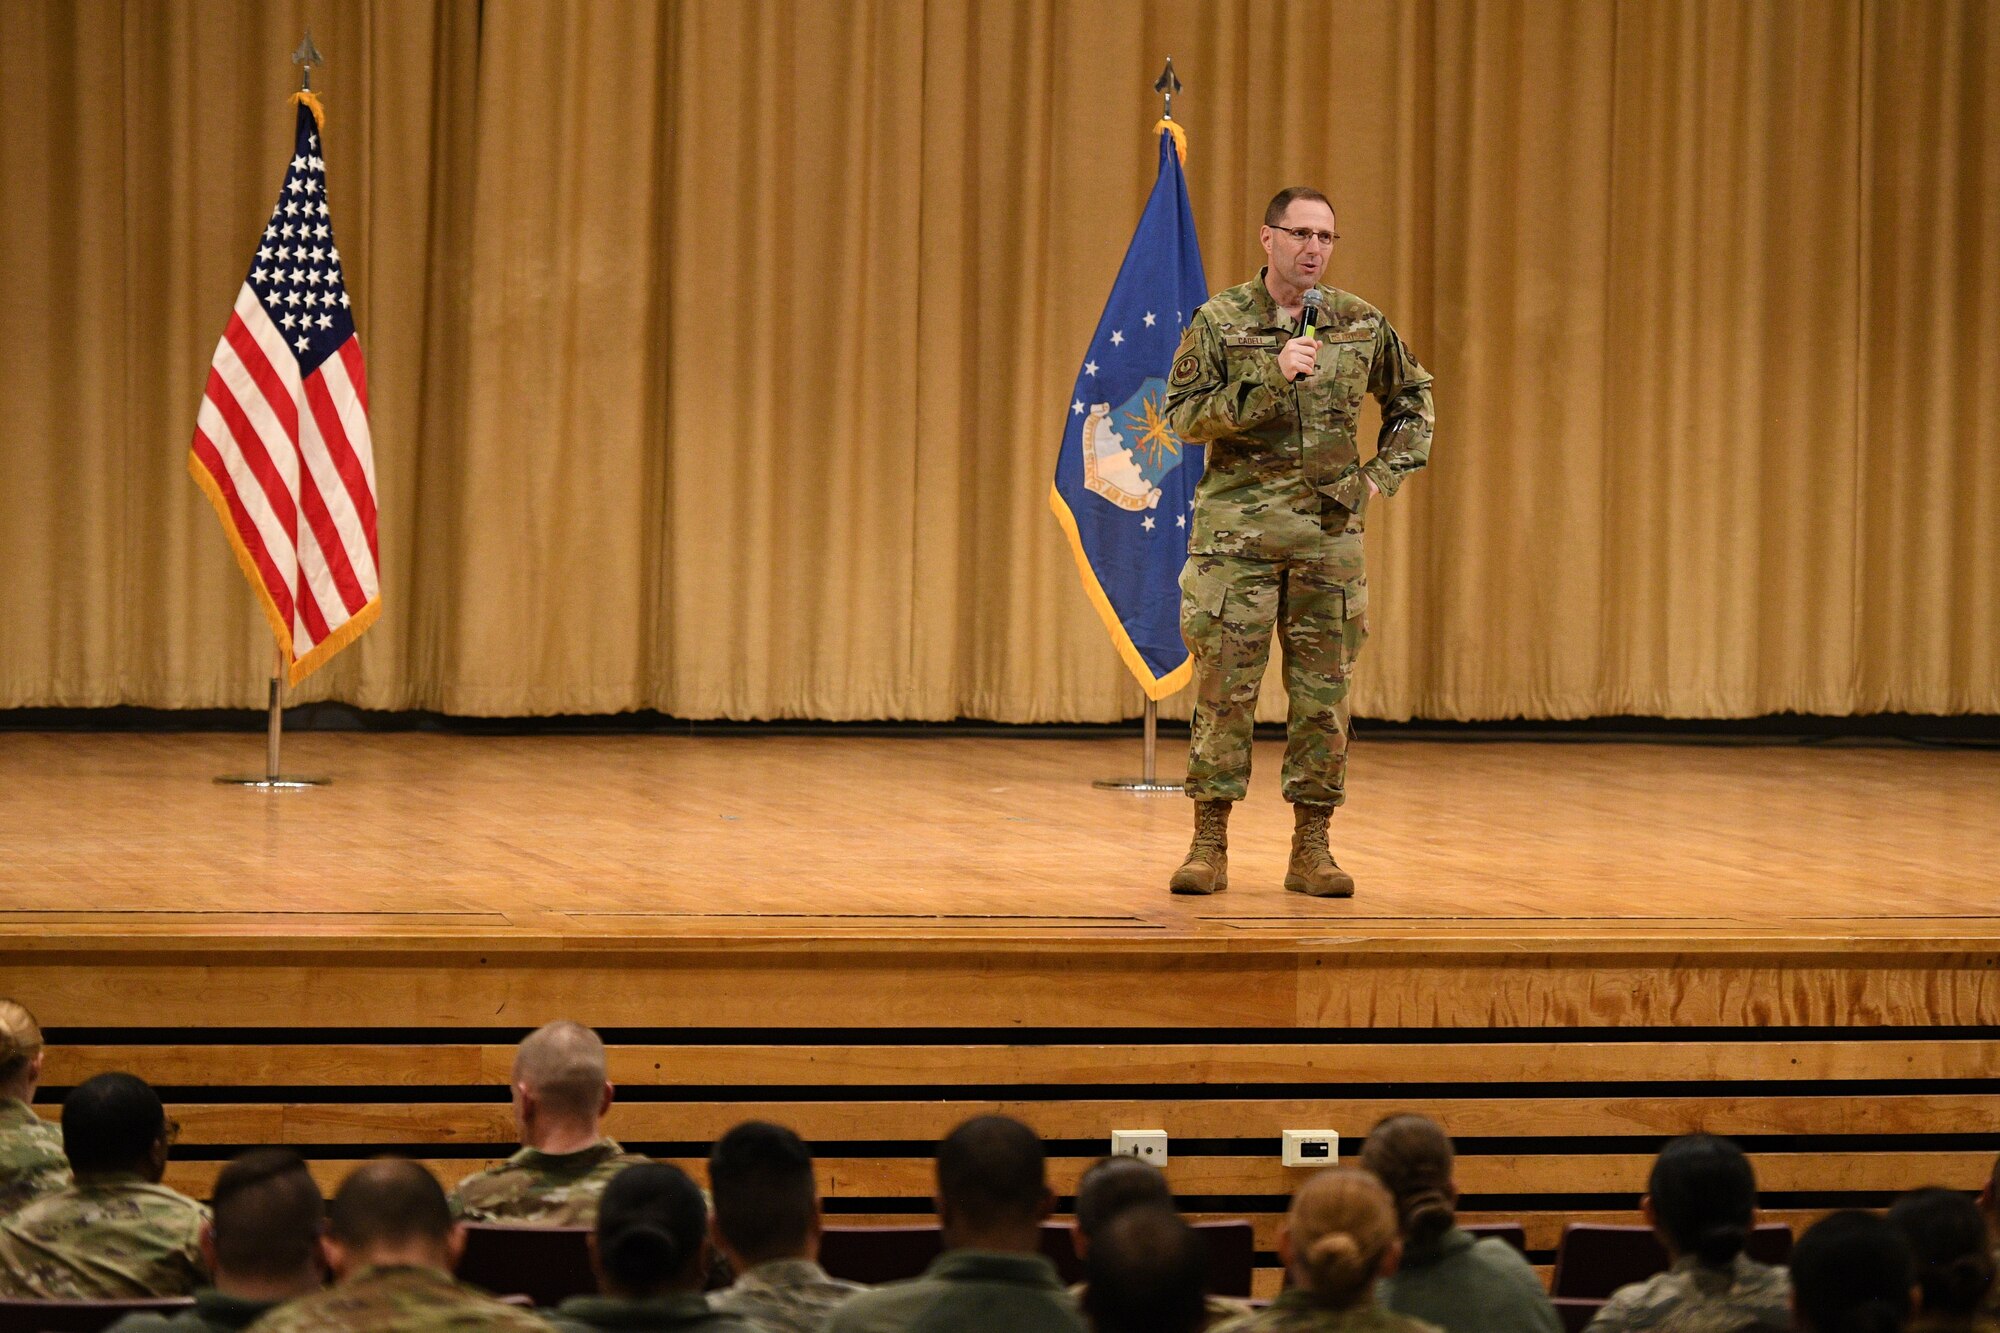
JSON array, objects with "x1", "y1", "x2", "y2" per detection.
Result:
[
  {"x1": 1210, "y1": 1289, "x2": 1441, "y2": 1333},
  {"x1": 1584, "y1": 1255, "x2": 1792, "y2": 1333},
  {"x1": 0, "y1": 1094, "x2": 70, "y2": 1216},
  {"x1": 823, "y1": 1249, "x2": 1088, "y2": 1333},
  {"x1": 107, "y1": 1288, "x2": 283, "y2": 1332},
  {"x1": 244, "y1": 1263, "x2": 551, "y2": 1332},
  {"x1": 450, "y1": 1138, "x2": 651, "y2": 1225},
  {"x1": 0, "y1": 1171, "x2": 209, "y2": 1299},
  {"x1": 706, "y1": 1257, "x2": 866, "y2": 1333},
  {"x1": 1165, "y1": 271, "x2": 1434, "y2": 568},
  {"x1": 547, "y1": 1291, "x2": 758, "y2": 1331}
]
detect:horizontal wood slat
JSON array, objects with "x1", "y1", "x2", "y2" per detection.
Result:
[
  {"x1": 44, "y1": 1038, "x2": 2000, "y2": 1089},
  {"x1": 158, "y1": 1151, "x2": 1994, "y2": 1202},
  {"x1": 97, "y1": 1094, "x2": 2000, "y2": 1145}
]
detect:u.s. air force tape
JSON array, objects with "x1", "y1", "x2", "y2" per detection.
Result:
[{"x1": 1171, "y1": 352, "x2": 1201, "y2": 387}]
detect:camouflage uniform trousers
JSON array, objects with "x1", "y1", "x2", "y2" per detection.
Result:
[{"x1": 1181, "y1": 552, "x2": 1367, "y2": 806}]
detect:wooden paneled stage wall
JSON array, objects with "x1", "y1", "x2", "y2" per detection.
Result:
[{"x1": 20, "y1": 944, "x2": 2000, "y2": 1297}]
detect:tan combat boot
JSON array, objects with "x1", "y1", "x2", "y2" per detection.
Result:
[
  {"x1": 1168, "y1": 800, "x2": 1230, "y2": 895},
  {"x1": 1285, "y1": 803, "x2": 1355, "y2": 898}
]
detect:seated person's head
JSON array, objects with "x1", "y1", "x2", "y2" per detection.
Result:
[
  {"x1": 1792, "y1": 1210, "x2": 1916, "y2": 1333},
  {"x1": 709, "y1": 1121, "x2": 820, "y2": 1269},
  {"x1": 207, "y1": 1148, "x2": 327, "y2": 1299},
  {"x1": 62, "y1": 1071, "x2": 170, "y2": 1183},
  {"x1": 1889, "y1": 1187, "x2": 1996, "y2": 1318},
  {"x1": 511, "y1": 1020, "x2": 612, "y2": 1143},
  {"x1": 1279, "y1": 1167, "x2": 1400, "y2": 1309},
  {"x1": 934, "y1": 1115, "x2": 1054, "y2": 1251},
  {"x1": 324, "y1": 1158, "x2": 459, "y2": 1278},
  {"x1": 1645, "y1": 1134, "x2": 1757, "y2": 1267},
  {"x1": 1081, "y1": 1203, "x2": 1206, "y2": 1333},
  {"x1": 1359, "y1": 1113, "x2": 1457, "y2": 1249},
  {"x1": 0, "y1": 999, "x2": 45, "y2": 1100},
  {"x1": 1074, "y1": 1156, "x2": 1174, "y2": 1261},
  {"x1": 592, "y1": 1163, "x2": 710, "y2": 1299}
]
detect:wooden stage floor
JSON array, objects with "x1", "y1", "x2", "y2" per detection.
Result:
[{"x1": 2, "y1": 730, "x2": 1995, "y2": 953}]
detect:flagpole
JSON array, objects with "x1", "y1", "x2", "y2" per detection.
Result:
[
  {"x1": 214, "y1": 30, "x2": 332, "y2": 791},
  {"x1": 1093, "y1": 700, "x2": 1183, "y2": 794},
  {"x1": 1091, "y1": 57, "x2": 1190, "y2": 797}
]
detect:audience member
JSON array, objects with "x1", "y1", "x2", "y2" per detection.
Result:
[
  {"x1": 0, "y1": 1071, "x2": 208, "y2": 1299},
  {"x1": 1978, "y1": 1156, "x2": 2000, "y2": 1320},
  {"x1": 1070, "y1": 1155, "x2": 1248, "y2": 1327},
  {"x1": 1891, "y1": 1187, "x2": 1998, "y2": 1332},
  {"x1": 546, "y1": 1162, "x2": 753, "y2": 1331},
  {"x1": 1361, "y1": 1113, "x2": 1559, "y2": 1333},
  {"x1": 450, "y1": 1020, "x2": 651, "y2": 1225},
  {"x1": 0, "y1": 998, "x2": 69, "y2": 1216},
  {"x1": 1585, "y1": 1135, "x2": 1790, "y2": 1333},
  {"x1": 1081, "y1": 1203, "x2": 1207, "y2": 1333},
  {"x1": 1211, "y1": 1166, "x2": 1433, "y2": 1333},
  {"x1": 825, "y1": 1114, "x2": 1087, "y2": 1333},
  {"x1": 1791, "y1": 1210, "x2": 1915, "y2": 1333},
  {"x1": 250, "y1": 1157, "x2": 548, "y2": 1332},
  {"x1": 705, "y1": 1121, "x2": 864, "y2": 1333},
  {"x1": 108, "y1": 1148, "x2": 326, "y2": 1332}
]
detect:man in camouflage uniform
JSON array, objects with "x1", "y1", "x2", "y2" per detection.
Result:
[
  {"x1": 108, "y1": 1149, "x2": 326, "y2": 1333},
  {"x1": 251, "y1": 1158, "x2": 548, "y2": 1333},
  {"x1": 1164, "y1": 186, "x2": 1434, "y2": 899},
  {"x1": 450, "y1": 1020, "x2": 649, "y2": 1225},
  {"x1": 0, "y1": 1072, "x2": 209, "y2": 1299},
  {"x1": 705, "y1": 1121, "x2": 865, "y2": 1333},
  {"x1": 0, "y1": 998, "x2": 69, "y2": 1216}
]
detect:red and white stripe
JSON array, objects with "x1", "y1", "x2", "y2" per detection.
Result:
[{"x1": 190, "y1": 285, "x2": 377, "y2": 676}]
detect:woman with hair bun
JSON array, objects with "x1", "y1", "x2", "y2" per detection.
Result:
[
  {"x1": 1890, "y1": 1187, "x2": 1998, "y2": 1331},
  {"x1": 1792, "y1": 1209, "x2": 1915, "y2": 1333},
  {"x1": 1361, "y1": 1114, "x2": 1559, "y2": 1333},
  {"x1": 548, "y1": 1162, "x2": 756, "y2": 1331},
  {"x1": 1587, "y1": 1135, "x2": 1790, "y2": 1333},
  {"x1": 1211, "y1": 1166, "x2": 1438, "y2": 1333}
]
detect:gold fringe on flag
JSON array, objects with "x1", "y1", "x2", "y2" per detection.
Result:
[
  {"x1": 290, "y1": 89, "x2": 326, "y2": 131},
  {"x1": 1154, "y1": 117, "x2": 1187, "y2": 164}
]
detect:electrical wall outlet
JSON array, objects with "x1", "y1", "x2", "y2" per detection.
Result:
[
  {"x1": 1282, "y1": 1130, "x2": 1340, "y2": 1167},
  {"x1": 1111, "y1": 1129, "x2": 1169, "y2": 1166}
]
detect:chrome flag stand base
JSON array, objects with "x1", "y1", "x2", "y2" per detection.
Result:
[
  {"x1": 1094, "y1": 700, "x2": 1184, "y2": 794},
  {"x1": 218, "y1": 647, "x2": 327, "y2": 788}
]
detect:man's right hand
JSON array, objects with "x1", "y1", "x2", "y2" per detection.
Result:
[{"x1": 1277, "y1": 336, "x2": 1319, "y2": 383}]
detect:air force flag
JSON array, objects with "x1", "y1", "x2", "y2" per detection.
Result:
[{"x1": 1050, "y1": 122, "x2": 1209, "y2": 700}]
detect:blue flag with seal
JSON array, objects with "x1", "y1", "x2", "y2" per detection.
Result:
[{"x1": 1049, "y1": 120, "x2": 1209, "y2": 700}]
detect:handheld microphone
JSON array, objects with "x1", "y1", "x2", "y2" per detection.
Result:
[{"x1": 1292, "y1": 289, "x2": 1324, "y2": 382}]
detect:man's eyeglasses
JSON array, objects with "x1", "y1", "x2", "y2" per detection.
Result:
[{"x1": 1274, "y1": 225, "x2": 1339, "y2": 248}]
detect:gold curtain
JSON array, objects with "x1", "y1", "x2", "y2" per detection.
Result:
[{"x1": 1, "y1": 0, "x2": 1993, "y2": 719}]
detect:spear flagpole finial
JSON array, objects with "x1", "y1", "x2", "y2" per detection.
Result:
[
  {"x1": 292, "y1": 28, "x2": 324, "y2": 92},
  {"x1": 1153, "y1": 56, "x2": 1182, "y2": 120}
]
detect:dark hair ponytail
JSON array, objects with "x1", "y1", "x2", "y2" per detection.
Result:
[
  {"x1": 1358, "y1": 1114, "x2": 1457, "y2": 1248},
  {"x1": 595, "y1": 1163, "x2": 707, "y2": 1297},
  {"x1": 1889, "y1": 1186, "x2": 1997, "y2": 1317},
  {"x1": 1648, "y1": 1136, "x2": 1755, "y2": 1267},
  {"x1": 1793, "y1": 1210, "x2": 1915, "y2": 1333}
]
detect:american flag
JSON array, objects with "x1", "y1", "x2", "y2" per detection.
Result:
[{"x1": 188, "y1": 95, "x2": 379, "y2": 686}]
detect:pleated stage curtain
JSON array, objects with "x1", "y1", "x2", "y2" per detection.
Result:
[{"x1": 1, "y1": 0, "x2": 1993, "y2": 720}]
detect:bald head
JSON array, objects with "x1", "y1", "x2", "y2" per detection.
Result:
[
  {"x1": 512, "y1": 1021, "x2": 611, "y2": 1128},
  {"x1": 323, "y1": 1158, "x2": 461, "y2": 1278}
]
